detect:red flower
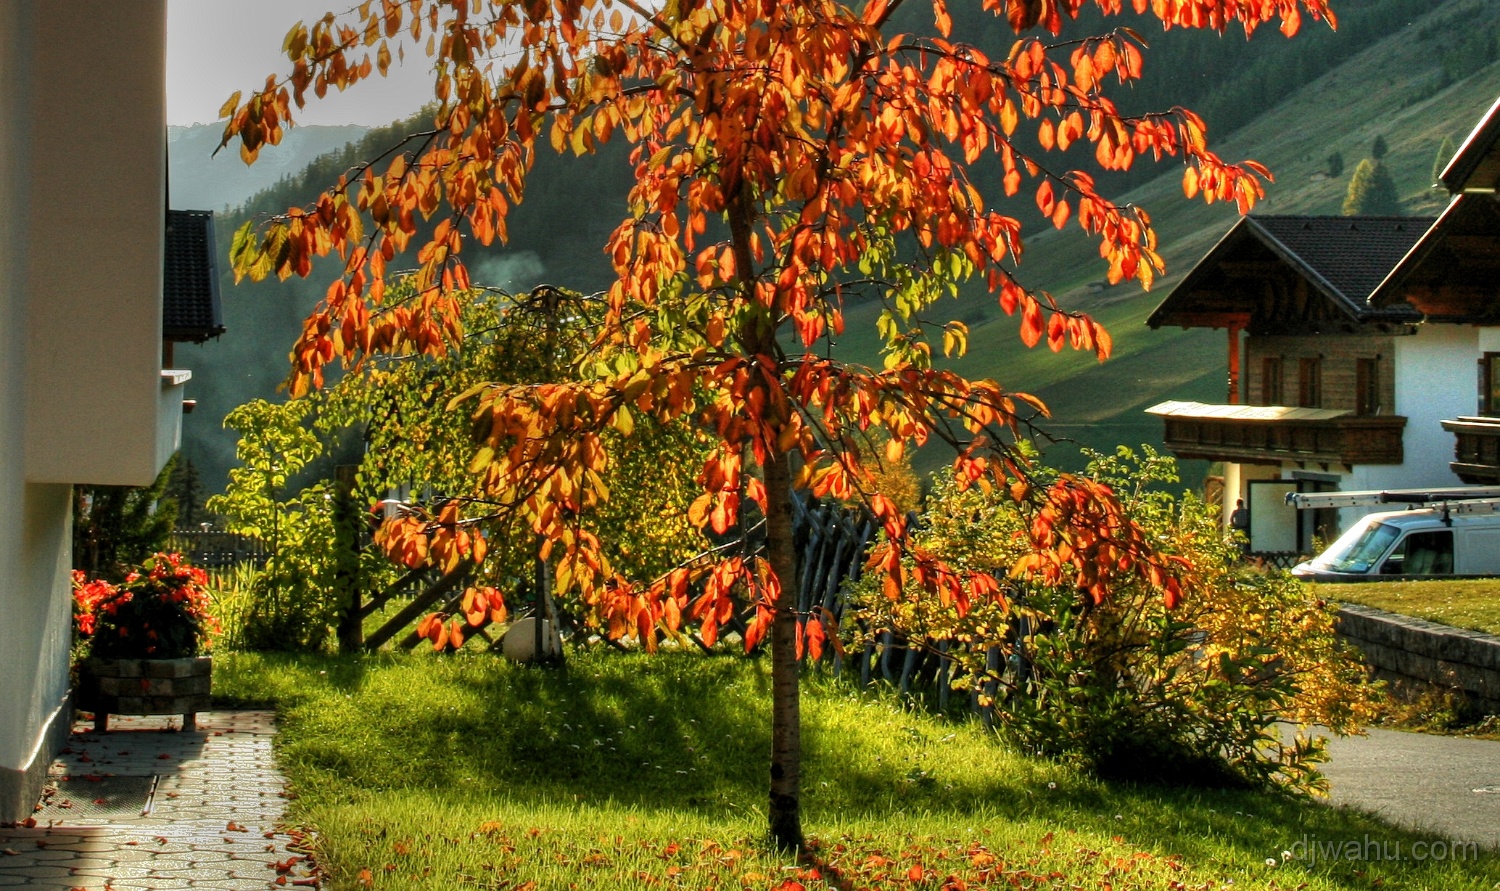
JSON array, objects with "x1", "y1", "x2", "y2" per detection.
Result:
[{"x1": 71, "y1": 552, "x2": 214, "y2": 659}]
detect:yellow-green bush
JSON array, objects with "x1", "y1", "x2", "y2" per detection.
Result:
[{"x1": 851, "y1": 446, "x2": 1379, "y2": 792}]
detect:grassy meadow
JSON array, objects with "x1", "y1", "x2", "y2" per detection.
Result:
[{"x1": 214, "y1": 649, "x2": 1499, "y2": 890}]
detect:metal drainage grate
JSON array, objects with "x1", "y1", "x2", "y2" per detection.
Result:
[{"x1": 33, "y1": 775, "x2": 157, "y2": 823}]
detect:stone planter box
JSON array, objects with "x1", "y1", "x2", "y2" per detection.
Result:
[{"x1": 76, "y1": 656, "x2": 212, "y2": 732}]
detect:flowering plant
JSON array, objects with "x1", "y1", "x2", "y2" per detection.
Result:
[{"x1": 72, "y1": 552, "x2": 217, "y2": 659}]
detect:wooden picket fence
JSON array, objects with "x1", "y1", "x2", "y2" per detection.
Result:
[
  {"x1": 177, "y1": 472, "x2": 1008, "y2": 716},
  {"x1": 167, "y1": 528, "x2": 271, "y2": 574}
]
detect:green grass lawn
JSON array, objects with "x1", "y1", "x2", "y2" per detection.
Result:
[
  {"x1": 215, "y1": 649, "x2": 1497, "y2": 890},
  {"x1": 1323, "y1": 580, "x2": 1500, "y2": 637}
]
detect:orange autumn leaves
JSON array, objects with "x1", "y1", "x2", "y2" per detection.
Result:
[
  {"x1": 221, "y1": 0, "x2": 1335, "y2": 651},
  {"x1": 414, "y1": 586, "x2": 508, "y2": 651}
]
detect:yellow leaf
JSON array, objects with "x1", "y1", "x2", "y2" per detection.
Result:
[{"x1": 612, "y1": 405, "x2": 635, "y2": 436}]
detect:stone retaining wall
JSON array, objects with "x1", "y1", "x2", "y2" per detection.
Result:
[{"x1": 1337, "y1": 604, "x2": 1500, "y2": 715}]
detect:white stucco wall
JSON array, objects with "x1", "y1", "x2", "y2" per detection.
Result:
[
  {"x1": 0, "y1": 486, "x2": 74, "y2": 795},
  {"x1": 1224, "y1": 326, "x2": 1490, "y2": 539},
  {"x1": 1478, "y1": 327, "x2": 1500, "y2": 356},
  {"x1": 21, "y1": 1, "x2": 168, "y2": 488},
  {"x1": 0, "y1": 0, "x2": 169, "y2": 821},
  {"x1": 1390, "y1": 324, "x2": 1476, "y2": 490}
]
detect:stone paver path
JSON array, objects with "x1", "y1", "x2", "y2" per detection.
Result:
[{"x1": 0, "y1": 711, "x2": 318, "y2": 890}]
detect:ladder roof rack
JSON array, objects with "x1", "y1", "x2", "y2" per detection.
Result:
[{"x1": 1285, "y1": 487, "x2": 1500, "y2": 510}]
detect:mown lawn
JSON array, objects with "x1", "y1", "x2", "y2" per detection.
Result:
[
  {"x1": 1323, "y1": 579, "x2": 1500, "y2": 637},
  {"x1": 215, "y1": 649, "x2": 1498, "y2": 890}
]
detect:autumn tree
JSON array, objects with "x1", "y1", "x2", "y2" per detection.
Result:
[{"x1": 222, "y1": 0, "x2": 1335, "y2": 850}]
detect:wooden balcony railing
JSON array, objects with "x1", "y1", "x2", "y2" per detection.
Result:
[
  {"x1": 1146, "y1": 401, "x2": 1406, "y2": 467},
  {"x1": 1441, "y1": 416, "x2": 1500, "y2": 484}
]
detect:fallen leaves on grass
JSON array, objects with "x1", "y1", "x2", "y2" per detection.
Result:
[{"x1": 350, "y1": 825, "x2": 1192, "y2": 889}]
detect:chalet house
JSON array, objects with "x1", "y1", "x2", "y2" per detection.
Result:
[
  {"x1": 1144, "y1": 215, "x2": 1440, "y2": 557},
  {"x1": 1367, "y1": 96, "x2": 1500, "y2": 487},
  {"x1": 0, "y1": 0, "x2": 207, "y2": 823},
  {"x1": 1145, "y1": 94, "x2": 1500, "y2": 560}
]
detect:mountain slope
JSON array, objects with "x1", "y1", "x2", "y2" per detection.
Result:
[
  {"x1": 173, "y1": 0, "x2": 1500, "y2": 493},
  {"x1": 169, "y1": 124, "x2": 369, "y2": 211},
  {"x1": 898, "y1": 0, "x2": 1500, "y2": 481}
]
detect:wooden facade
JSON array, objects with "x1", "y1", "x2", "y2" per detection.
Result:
[
  {"x1": 1441, "y1": 416, "x2": 1500, "y2": 484},
  {"x1": 1243, "y1": 334, "x2": 1396, "y2": 414},
  {"x1": 1146, "y1": 216, "x2": 1427, "y2": 469},
  {"x1": 1153, "y1": 404, "x2": 1405, "y2": 468}
]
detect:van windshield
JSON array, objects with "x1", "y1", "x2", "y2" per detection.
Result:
[{"x1": 1312, "y1": 521, "x2": 1400, "y2": 574}]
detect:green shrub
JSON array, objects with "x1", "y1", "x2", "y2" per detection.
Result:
[
  {"x1": 850, "y1": 446, "x2": 1379, "y2": 792},
  {"x1": 207, "y1": 562, "x2": 258, "y2": 653},
  {"x1": 207, "y1": 399, "x2": 344, "y2": 652}
]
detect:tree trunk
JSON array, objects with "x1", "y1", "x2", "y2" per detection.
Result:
[
  {"x1": 726, "y1": 182, "x2": 802, "y2": 850},
  {"x1": 763, "y1": 450, "x2": 803, "y2": 851}
]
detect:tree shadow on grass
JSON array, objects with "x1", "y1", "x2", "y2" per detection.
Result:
[{"x1": 251, "y1": 649, "x2": 1500, "y2": 888}]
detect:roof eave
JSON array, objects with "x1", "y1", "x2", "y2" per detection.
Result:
[
  {"x1": 1147, "y1": 215, "x2": 1375, "y2": 330},
  {"x1": 1368, "y1": 195, "x2": 1468, "y2": 308},
  {"x1": 1145, "y1": 216, "x2": 1259, "y2": 329},
  {"x1": 1243, "y1": 217, "x2": 1371, "y2": 321},
  {"x1": 1441, "y1": 95, "x2": 1500, "y2": 192}
]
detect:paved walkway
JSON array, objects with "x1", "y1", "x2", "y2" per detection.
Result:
[
  {"x1": 0, "y1": 712, "x2": 318, "y2": 890},
  {"x1": 1321, "y1": 727, "x2": 1500, "y2": 851}
]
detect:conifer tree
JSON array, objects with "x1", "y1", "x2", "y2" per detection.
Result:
[
  {"x1": 1433, "y1": 134, "x2": 1457, "y2": 188},
  {"x1": 1343, "y1": 158, "x2": 1402, "y2": 216},
  {"x1": 167, "y1": 456, "x2": 207, "y2": 527},
  {"x1": 74, "y1": 455, "x2": 179, "y2": 581}
]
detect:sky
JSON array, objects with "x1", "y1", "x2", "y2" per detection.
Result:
[{"x1": 167, "y1": 0, "x2": 436, "y2": 127}]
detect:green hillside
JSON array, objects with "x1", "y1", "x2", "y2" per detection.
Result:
[
  {"x1": 172, "y1": 0, "x2": 1500, "y2": 494},
  {"x1": 890, "y1": 0, "x2": 1500, "y2": 481}
]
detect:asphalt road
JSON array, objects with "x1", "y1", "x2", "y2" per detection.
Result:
[{"x1": 1321, "y1": 727, "x2": 1500, "y2": 850}]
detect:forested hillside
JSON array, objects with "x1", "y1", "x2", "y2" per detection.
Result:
[
  {"x1": 169, "y1": 123, "x2": 368, "y2": 211},
  {"x1": 171, "y1": 0, "x2": 1500, "y2": 494}
]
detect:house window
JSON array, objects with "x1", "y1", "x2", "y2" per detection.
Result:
[
  {"x1": 1298, "y1": 357, "x2": 1322, "y2": 408},
  {"x1": 1481, "y1": 353, "x2": 1500, "y2": 416},
  {"x1": 1356, "y1": 357, "x2": 1381, "y2": 415},
  {"x1": 1260, "y1": 357, "x2": 1284, "y2": 405}
]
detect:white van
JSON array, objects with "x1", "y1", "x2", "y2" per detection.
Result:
[{"x1": 1291, "y1": 508, "x2": 1500, "y2": 581}]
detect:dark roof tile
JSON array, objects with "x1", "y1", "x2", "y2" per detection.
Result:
[
  {"x1": 1250, "y1": 215, "x2": 1434, "y2": 309},
  {"x1": 1148, "y1": 214, "x2": 1433, "y2": 331},
  {"x1": 163, "y1": 209, "x2": 225, "y2": 343}
]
